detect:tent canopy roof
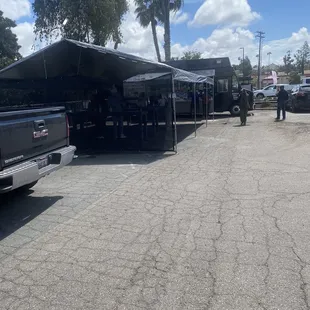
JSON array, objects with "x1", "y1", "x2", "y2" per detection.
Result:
[
  {"x1": 124, "y1": 71, "x2": 213, "y2": 84},
  {"x1": 0, "y1": 39, "x2": 213, "y2": 85}
]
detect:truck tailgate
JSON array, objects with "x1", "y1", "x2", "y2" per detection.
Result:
[{"x1": 0, "y1": 107, "x2": 68, "y2": 169}]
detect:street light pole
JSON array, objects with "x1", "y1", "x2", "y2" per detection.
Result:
[
  {"x1": 240, "y1": 47, "x2": 245, "y2": 79},
  {"x1": 267, "y1": 52, "x2": 272, "y2": 67}
]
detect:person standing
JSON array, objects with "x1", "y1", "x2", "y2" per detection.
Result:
[
  {"x1": 239, "y1": 89, "x2": 250, "y2": 126},
  {"x1": 276, "y1": 85, "x2": 289, "y2": 121},
  {"x1": 108, "y1": 85, "x2": 126, "y2": 139}
]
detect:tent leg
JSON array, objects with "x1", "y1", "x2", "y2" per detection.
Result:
[
  {"x1": 43, "y1": 51, "x2": 48, "y2": 79},
  {"x1": 194, "y1": 83, "x2": 197, "y2": 137},
  {"x1": 212, "y1": 77, "x2": 215, "y2": 121},
  {"x1": 172, "y1": 76, "x2": 177, "y2": 153},
  {"x1": 206, "y1": 83, "x2": 208, "y2": 128},
  {"x1": 77, "y1": 48, "x2": 82, "y2": 75}
]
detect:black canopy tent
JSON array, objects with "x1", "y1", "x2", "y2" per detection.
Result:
[
  {"x1": 0, "y1": 39, "x2": 213, "y2": 84},
  {"x1": 0, "y1": 39, "x2": 213, "y2": 152},
  {"x1": 124, "y1": 71, "x2": 214, "y2": 145}
]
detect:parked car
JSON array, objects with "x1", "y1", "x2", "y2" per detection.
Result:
[
  {"x1": 254, "y1": 84, "x2": 294, "y2": 99},
  {"x1": 289, "y1": 84, "x2": 310, "y2": 113},
  {"x1": 0, "y1": 106, "x2": 76, "y2": 194}
]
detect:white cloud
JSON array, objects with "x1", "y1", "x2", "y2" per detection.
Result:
[
  {"x1": 108, "y1": 2, "x2": 309, "y2": 69},
  {"x1": 261, "y1": 28, "x2": 310, "y2": 65},
  {"x1": 171, "y1": 27, "x2": 310, "y2": 66},
  {"x1": 7, "y1": 0, "x2": 310, "y2": 73},
  {"x1": 170, "y1": 11, "x2": 189, "y2": 25},
  {"x1": 189, "y1": 0, "x2": 260, "y2": 27},
  {"x1": 172, "y1": 27, "x2": 256, "y2": 63},
  {"x1": 106, "y1": 0, "x2": 165, "y2": 60},
  {"x1": 13, "y1": 22, "x2": 35, "y2": 56},
  {"x1": 0, "y1": 0, "x2": 31, "y2": 20}
]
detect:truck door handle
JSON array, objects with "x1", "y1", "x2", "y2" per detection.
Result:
[{"x1": 34, "y1": 120, "x2": 45, "y2": 130}]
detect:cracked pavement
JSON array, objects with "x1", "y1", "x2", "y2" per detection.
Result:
[{"x1": 1, "y1": 111, "x2": 310, "y2": 309}]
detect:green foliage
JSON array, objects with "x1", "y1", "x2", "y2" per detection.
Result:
[
  {"x1": 135, "y1": 0, "x2": 155, "y2": 28},
  {"x1": 289, "y1": 71, "x2": 301, "y2": 84},
  {"x1": 134, "y1": 0, "x2": 183, "y2": 61},
  {"x1": 32, "y1": 0, "x2": 128, "y2": 46},
  {"x1": 234, "y1": 56, "x2": 252, "y2": 77},
  {"x1": 283, "y1": 50, "x2": 294, "y2": 74},
  {"x1": 181, "y1": 51, "x2": 202, "y2": 60},
  {"x1": 294, "y1": 41, "x2": 310, "y2": 75},
  {"x1": 0, "y1": 11, "x2": 21, "y2": 69}
]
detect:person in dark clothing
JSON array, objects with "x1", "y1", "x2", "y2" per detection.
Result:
[
  {"x1": 90, "y1": 90, "x2": 109, "y2": 137},
  {"x1": 239, "y1": 89, "x2": 250, "y2": 126},
  {"x1": 108, "y1": 85, "x2": 126, "y2": 139},
  {"x1": 189, "y1": 89, "x2": 200, "y2": 117},
  {"x1": 276, "y1": 85, "x2": 289, "y2": 120}
]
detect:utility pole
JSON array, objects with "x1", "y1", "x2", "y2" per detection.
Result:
[{"x1": 256, "y1": 31, "x2": 265, "y2": 89}]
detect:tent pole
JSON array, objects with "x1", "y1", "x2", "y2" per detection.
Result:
[
  {"x1": 43, "y1": 51, "x2": 47, "y2": 79},
  {"x1": 205, "y1": 82, "x2": 208, "y2": 128},
  {"x1": 212, "y1": 76, "x2": 215, "y2": 121},
  {"x1": 77, "y1": 48, "x2": 82, "y2": 75},
  {"x1": 172, "y1": 75, "x2": 177, "y2": 153},
  {"x1": 194, "y1": 83, "x2": 197, "y2": 138}
]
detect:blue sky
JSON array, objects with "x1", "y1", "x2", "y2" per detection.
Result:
[
  {"x1": 173, "y1": 0, "x2": 310, "y2": 47},
  {"x1": 2, "y1": 0, "x2": 310, "y2": 65}
]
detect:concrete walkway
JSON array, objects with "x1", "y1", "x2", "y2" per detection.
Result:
[{"x1": 1, "y1": 111, "x2": 310, "y2": 309}]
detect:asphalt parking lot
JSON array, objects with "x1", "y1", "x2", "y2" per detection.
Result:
[{"x1": 1, "y1": 111, "x2": 310, "y2": 309}]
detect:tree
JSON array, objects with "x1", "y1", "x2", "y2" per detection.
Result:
[
  {"x1": 135, "y1": 0, "x2": 161, "y2": 62},
  {"x1": 0, "y1": 11, "x2": 21, "y2": 69},
  {"x1": 155, "y1": 0, "x2": 183, "y2": 62},
  {"x1": 181, "y1": 51, "x2": 202, "y2": 60},
  {"x1": 32, "y1": 0, "x2": 128, "y2": 47},
  {"x1": 236, "y1": 56, "x2": 252, "y2": 77},
  {"x1": 294, "y1": 41, "x2": 310, "y2": 75},
  {"x1": 289, "y1": 71, "x2": 301, "y2": 84},
  {"x1": 134, "y1": 0, "x2": 183, "y2": 61},
  {"x1": 283, "y1": 50, "x2": 294, "y2": 75}
]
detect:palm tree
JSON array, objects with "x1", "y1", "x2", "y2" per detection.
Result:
[
  {"x1": 155, "y1": 0, "x2": 183, "y2": 62},
  {"x1": 135, "y1": 0, "x2": 162, "y2": 62}
]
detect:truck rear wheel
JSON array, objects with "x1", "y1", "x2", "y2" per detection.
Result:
[{"x1": 230, "y1": 104, "x2": 240, "y2": 117}]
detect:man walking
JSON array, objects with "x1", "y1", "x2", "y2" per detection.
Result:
[
  {"x1": 276, "y1": 85, "x2": 289, "y2": 121},
  {"x1": 239, "y1": 89, "x2": 250, "y2": 126}
]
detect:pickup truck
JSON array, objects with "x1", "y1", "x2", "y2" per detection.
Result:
[{"x1": 0, "y1": 106, "x2": 76, "y2": 194}]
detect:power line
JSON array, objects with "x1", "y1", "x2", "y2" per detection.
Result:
[{"x1": 256, "y1": 31, "x2": 265, "y2": 89}]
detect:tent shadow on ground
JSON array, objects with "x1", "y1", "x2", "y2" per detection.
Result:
[
  {"x1": 208, "y1": 113, "x2": 233, "y2": 120},
  {"x1": 176, "y1": 122, "x2": 204, "y2": 143},
  {"x1": 71, "y1": 120, "x2": 203, "y2": 153},
  {"x1": 0, "y1": 191, "x2": 63, "y2": 241},
  {"x1": 70, "y1": 152, "x2": 174, "y2": 166},
  {"x1": 69, "y1": 121, "x2": 202, "y2": 166}
]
